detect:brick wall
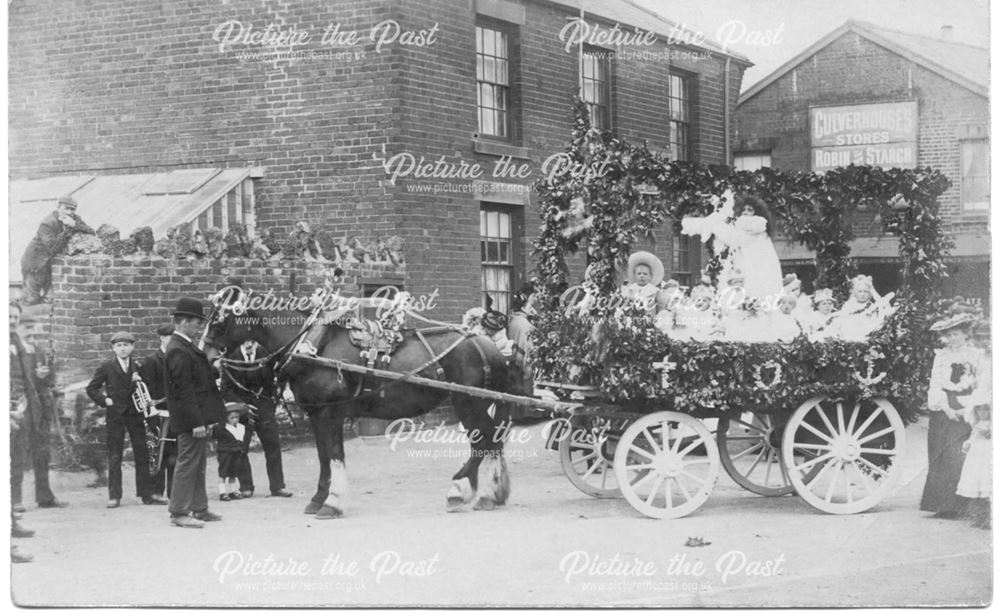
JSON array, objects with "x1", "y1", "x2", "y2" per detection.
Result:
[
  {"x1": 10, "y1": 0, "x2": 746, "y2": 322},
  {"x1": 49, "y1": 256, "x2": 403, "y2": 386},
  {"x1": 735, "y1": 31, "x2": 989, "y2": 234}
]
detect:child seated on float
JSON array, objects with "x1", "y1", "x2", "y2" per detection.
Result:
[
  {"x1": 804, "y1": 288, "x2": 838, "y2": 341},
  {"x1": 827, "y1": 275, "x2": 895, "y2": 341},
  {"x1": 771, "y1": 293, "x2": 804, "y2": 343},
  {"x1": 671, "y1": 281, "x2": 720, "y2": 341},
  {"x1": 621, "y1": 251, "x2": 663, "y2": 312},
  {"x1": 653, "y1": 280, "x2": 684, "y2": 334}
]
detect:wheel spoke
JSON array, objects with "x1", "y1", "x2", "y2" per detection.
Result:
[
  {"x1": 814, "y1": 404, "x2": 839, "y2": 439},
  {"x1": 630, "y1": 446, "x2": 656, "y2": 461},
  {"x1": 629, "y1": 468, "x2": 658, "y2": 490},
  {"x1": 678, "y1": 438, "x2": 702, "y2": 458},
  {"x1": 743, "y1": 446, "x2": 768, "y2": 479},
  {"x1": 856, "y1": 456, "x2": 889, "y2": 478},
  {"x1": 858, "y1": 448, "x2": 898, "y2": 456},
  {"x1": 724, "y1": 434, "x2": 766, "y2": 442},
  {"x1": 601, "y1": 464, "x2": 609, "y2": 489},
  {"x1": 799, "y1": 420, "x2": 835, "y2": 445},
  {"x1": 581, "y1": 457, "x2": 603, "y2": 480},
  {"x1": 664, "y1": 478, "x2": 674, "y2": 509},
  {"x1": 680, "y1": 470, "x2": 708, "y2": 485},
  {"x1": 824, "y1": 461, "x2": 842, "y2": 503},
  {"x1": 730, "y1": 441, "x2": 765, "y2": 460},
  {"x1": 670, "y1": 425, "x2": 686, "y2": 454},
  {"x1": 624, "y1": 463, "x2": 656, "y2": 471},
  {"x1": 793, "y1": 451, "x2": 834, "y2": 473},
  {"x1": 792, "y1": 442, "x2": 830, "y2": 451},
  {"x1": 645, "y1": 476, "x2": 665, "y2": 506},
  {"x1": 856, "y1": 426, "x2": 896, "y2": 446},
  {"x1": 763, "y1": 448, "x2": 775, "y2": 486},
  {"x1": 807, "y1": 456, "x2": 837, "y2": 492},
  {"x1": 836, "y1": 402, "x2": 846, "y2": 437},
  {"x1": 570, "y1": 452, "x2": 599, "y2": 467},
  {"x1": 852, "y1": 405, "x2": 885, "y2": 439},
  {"x1": 736, "y1": 418, "x2": 769, "y2": 436},
  {"x1": 846, "y1": 401, "x2": 860, "y2": 438},
  {"x1": 673, "y1": 475, "x2": 692, "y2": 502},
  {"x1": 642, "y1": 429, "x2": 662, "y2": 454}
]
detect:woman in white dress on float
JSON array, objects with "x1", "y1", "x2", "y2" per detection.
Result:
[{"x1": 681, "y1": 191, "x2": 784, "y2": 302}]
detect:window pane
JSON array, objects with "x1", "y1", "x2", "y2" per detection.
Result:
[
  {"x1": 484, "y1": 56, "x2": 496, "y2": 82},
  {"x1": 487, "y1": 211, "x2": 499, "y2": 236},
  {"x1": 497, "y1": 31, "x2": 507, "y2": 57},
  {"x1": 498, "y1": 212, "x2": 510, "y2": 237},
  {"x1": 487, "y1": 242, "x2": 499, "y2": 262},
  {"x1": 499, "y1": 242, "x2": 509, "y2": 263},
  {"x1": 481, "y1": 106, "x2": 494, "y2": 135},
  {"x1": 483, "y1": 29, "x2": 494, "y2": 55},
  {"x1": 480, "y1": 209, "x2": 487, "y2": 235},
  {"x1": 496, "y1": 59, "x2": 508, "y2": 85},
  {"x1": 476, "y1": 27, "x2": 483, "y2": 52}
]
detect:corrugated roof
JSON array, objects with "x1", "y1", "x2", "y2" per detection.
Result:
[
  {"x1": 9, "y1": 167, "x2": 251, "y2": 282},
  {"x1": 740, "y1": 20, "x2": 989, "y2": 104},
  {"x1": 543, "y1": 0, "x2": 752, "y2": 63}
]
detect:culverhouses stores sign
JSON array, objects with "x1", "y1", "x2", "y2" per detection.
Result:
[{"x1": 810, "y1": 101, "x2": 918, "y2": 171}]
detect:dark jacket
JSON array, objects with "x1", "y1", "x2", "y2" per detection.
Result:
[
  {"x1": 10, "y1": 332, "x2": 55, "y2": 430},
  {"x1": 21, "y1": 212, "x2": 75, "y2": 275},
  {"x1": 211, "y1": 421, "x2": 254, "y2": 454},
  {"x1": 164, "y1": 333, "x2": 226, "y2": 433},
  {"x1": 219, "y1": 348, "x2": 277, "y2": 414},
  {"x1": 86, "y1": 356, "x2": 143, "y2": 424},
  {"x1": 139, "y1": 349, "x2": 167, "y2": 402}
]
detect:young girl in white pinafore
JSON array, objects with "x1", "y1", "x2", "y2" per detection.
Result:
[{"x1": 958, "y1": 403, "x2": 991, "y2": 529}]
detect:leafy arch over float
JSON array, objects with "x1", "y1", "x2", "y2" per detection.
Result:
[{"x1": 534, "y1": 100, "x2": 952, "y2": 302}]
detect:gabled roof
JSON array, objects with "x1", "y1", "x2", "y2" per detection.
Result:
[
  {"x1": 543, "y1": 0, "x2": 752, "y2": 64},
  {"x1": 740, "y1": 19, "x2": 988, "y2": 104},
  {"x1": 9, "y1": 167, "x2": 253, "y2": 282}
]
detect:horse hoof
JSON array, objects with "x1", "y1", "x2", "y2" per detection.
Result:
[
  {"x1": 316, "y1": 505, "x2": 343, "y2": 519},
  {"x1": 473, "y1": 497, "x2": 497, "y2": 511},
  {"x1": 304, "y1": 501, "x2": 323, "y2": 515},
  {"x1": 446, "y1": 496, "x2": 468, "y2": 512}
]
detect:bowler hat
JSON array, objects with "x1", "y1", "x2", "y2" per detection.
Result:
[
  {"x1": 156, "y1": 323, "x2": 175, "y2": 336},
  {"x1": 57, "y1": 196, "x2": 78, "y2": 209},
  {"x1": 109, "y1": 331, "x2": 136, "y2": 345},
  {"x1": 172, "y1": 297, "x2": 207, "y2": 320}
]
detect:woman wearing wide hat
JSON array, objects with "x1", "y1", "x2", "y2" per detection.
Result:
[{"x1": 920, "y1": 309, "x2": 990, "y2": 518}]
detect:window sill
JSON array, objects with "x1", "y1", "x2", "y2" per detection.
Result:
[{"x1": 472, "y1": 138, "x2": 530, "y2": 160}]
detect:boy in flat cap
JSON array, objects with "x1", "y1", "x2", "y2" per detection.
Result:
[
  {"x1": 86, "y1": 331, "x2": 161, "y2": 508},
  {"x1": 139, "y1": 324, "x2": 178, "y2": 499}
]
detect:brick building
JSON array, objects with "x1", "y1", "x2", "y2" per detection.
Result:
[
  {"x1": 734, "y1": 20, "x2": 990, "y2": 301},
  {"x1": 9, "y1": 0, "x2": 750, "y2": 326}
]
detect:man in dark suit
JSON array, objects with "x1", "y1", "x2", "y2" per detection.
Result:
[
  {"x1": 139, "y1": 323, "x2": 178, "y2": 499},
  {"x1": 221, "y1": 340, "x2": 292, "y2": 498},
  {"x1": 86, "y1": 331, "x2": 163, "y2": 508},
  {"x1": 165, "y1": 297, "x2": 226, "y2": 528},
  {"x1": 10, "y1": 301, "x2": 67, "y2": 512}
]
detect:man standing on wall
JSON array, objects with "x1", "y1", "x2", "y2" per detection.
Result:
[
  {"x1": 165, "y1": 298, "x2": 225, "y2": 528},
  {"x1": 9, "y1": 301, "x2": 67, "y2": 511},
  {"x1": 20, "y1": 196, "x2": 93, "y2": 305}
]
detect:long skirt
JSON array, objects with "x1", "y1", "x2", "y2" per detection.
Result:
[{"x1": 920, "y1": 411, "x2": 971, "y2": 514}]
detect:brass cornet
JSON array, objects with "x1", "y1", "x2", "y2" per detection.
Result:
[{"x1": 132, "y1": 379, "x2": 153, "y2": 416}]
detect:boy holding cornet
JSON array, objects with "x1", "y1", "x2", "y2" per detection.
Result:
[{"x1": 86, "y1": 331, "x2": 166, "y2": 508}]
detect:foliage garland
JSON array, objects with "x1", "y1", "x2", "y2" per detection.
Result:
[{"x1": 531, "y1": 101, "x2": 953, "y2": 421}]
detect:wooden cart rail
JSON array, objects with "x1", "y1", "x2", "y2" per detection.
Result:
[{"x1": 290, "y1": 354, "x2": 581, "y2": 416}]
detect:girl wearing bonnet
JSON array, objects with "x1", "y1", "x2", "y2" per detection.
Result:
[
  {"x1": 828, "y1": 274, "x2": 895, "y2": 341},
  {"x1": 621, "y1": 251, "x2": 664, "y2": 312}
]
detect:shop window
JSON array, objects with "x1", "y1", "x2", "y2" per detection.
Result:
[
  {"x1": 961, "y1": 140, "x2": 989, "y2": 211},
  {"x1": 671, "y1": 231, "x2": 699, "y2": 289},
  {"x1": 582, "y1": 46, "x2": 611, "y2": 131},
  {"x1": 480, "y1": 204, "x2": 523, "y2": 313}
]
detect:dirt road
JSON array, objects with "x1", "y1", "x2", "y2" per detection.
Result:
[{"x1": 10, "y1": 417, "x2": 992, "y2": 607}]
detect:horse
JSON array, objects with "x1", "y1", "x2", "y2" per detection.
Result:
[{"x1": 202, "y1": 288, "x2": 513, "y2": 519}]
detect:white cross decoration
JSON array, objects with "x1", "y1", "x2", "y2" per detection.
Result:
[{"x1": 652, "y1": 356, "x2": 678, "y2": 390}]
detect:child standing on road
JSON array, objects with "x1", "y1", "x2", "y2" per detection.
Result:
[
  {"x1": 958, "y1": 403, "x2": 992, "y2": 529},
  {"x1": 211, "y1": 404, "x2": 254, "y2": 501}
]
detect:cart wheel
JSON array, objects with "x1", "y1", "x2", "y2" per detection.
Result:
[
  {"x1": 559, "y1": 426, "x2": 621, "y2": 498},
  {"x1": 613, "y1": 412, "x2": 720, "y2": 519},
  {"x1": 718, "y1": 414, "x2": 795, "y2": 496},
  {"x1": 782, "y1": 396, "x2": 906, "y2": 514}
]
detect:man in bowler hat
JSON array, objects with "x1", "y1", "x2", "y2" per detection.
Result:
[{"x1": 165, "y1": 297, "x2": 226, "y2": 528}]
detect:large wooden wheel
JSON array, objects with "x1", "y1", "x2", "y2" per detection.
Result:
[
  {"x1": 613, "y1": 412, "x2": 720, "y2": 519},
  {"x1": 717, "y1": 413, "x2": 796, "y2": 496},
  {"x1": 558, "y1": 423, "x2": 622, "y2": 498},
  {"x1": 781, "y1": 396, "x2": 906, "y2": 514}
]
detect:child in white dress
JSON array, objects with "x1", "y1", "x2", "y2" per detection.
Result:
[
  {"x1": 805, "y1": 288, "x2": 838, "y2": 341},
  {"x1": 959, "y1": 403, "x2": 991, "y2": 529}
]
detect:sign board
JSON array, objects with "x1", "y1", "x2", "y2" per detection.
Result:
[{"x1": 810, "y1": 101, "x2": 918, "y2": 172}]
